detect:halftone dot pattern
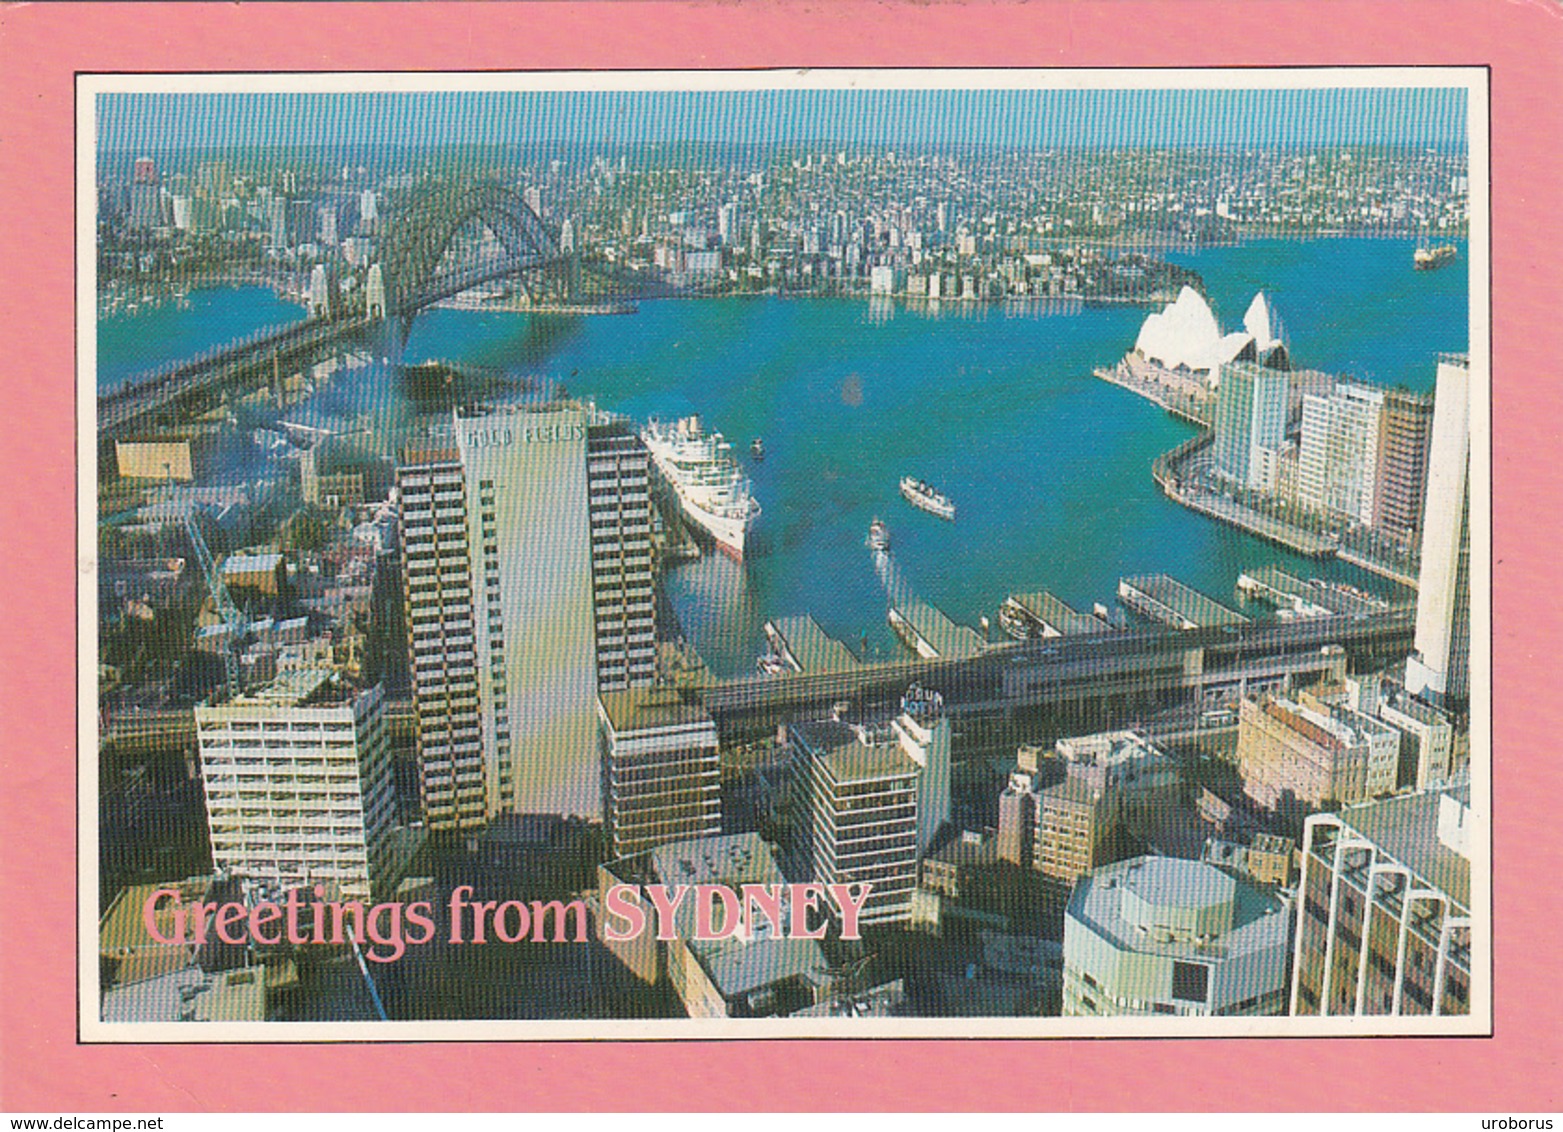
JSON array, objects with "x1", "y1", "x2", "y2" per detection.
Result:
[{"x1": 92, "y1": 75, "x2": 1474, "y2": 1028}]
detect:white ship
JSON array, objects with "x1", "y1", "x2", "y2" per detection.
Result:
[
  {"x1": 642, "y1": 415, "x2": 761, "y2": 560},
  {"x1": 899, "y1": 476, "x2": 956, "y2": 521}
]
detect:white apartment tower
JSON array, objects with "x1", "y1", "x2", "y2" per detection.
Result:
[
  {"x1": 194, "y1": 672, "x2": 398, "y2": 902},
  {"x1": 1406, "y1": 354, "x2": 1471, "y2": 707},
  {"x1": 398, "y1": 402, "x2": 656, "y2": 828},
  {"x1": 1299, "y1": 382, "x2": 1386, "y2": 525}
]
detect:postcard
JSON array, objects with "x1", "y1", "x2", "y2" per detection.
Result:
[
  {"x1": 78, "y1": 67, "x2": 1490, "y2": 1042},
  {"x1": 4, "y1": 0, "x2": 1561, "y2": 1115}
]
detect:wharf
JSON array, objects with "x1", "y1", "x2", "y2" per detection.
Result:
[
  {"x1": 875, "y1": 550, "x2": 986, "y2": 661},
  {"x1": 1237, "y1": 567, "x2": 1390, "y2": 618},
  {"x1": 1001, "y1": 591, "x2": 1111, "y2": 638},
  {"x1": 1118, "y1": 574, "x2": 1247, "y2": 630},
  {"x1": 764, "y1": 615, "x2": 861, "y2": 674}
]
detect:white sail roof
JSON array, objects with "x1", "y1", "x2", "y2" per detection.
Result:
[{"x1": 1134, "y1": 287, "x2": 1288, "y2": 383}]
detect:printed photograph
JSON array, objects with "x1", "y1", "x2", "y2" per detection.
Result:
[{"x1": 84, "y1": 70, "x2": 1486, "y2": 1037}]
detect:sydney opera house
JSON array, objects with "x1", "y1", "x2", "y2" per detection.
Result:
[{"x1": 1131, "y1": 286, "x2": 1290, "y2": 393}]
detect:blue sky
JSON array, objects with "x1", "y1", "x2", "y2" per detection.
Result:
[{"x1": 97, "y1": 85, "x2": 1469, "y2": 153}]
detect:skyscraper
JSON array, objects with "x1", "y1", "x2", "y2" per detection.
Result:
[
  {"x1": 128, "y1": 156, "x2": 165, "y2": 230},
  {"x1": 1299, "y1": 382, "x2": 1386, "y2": 525},
  {"x1": 398, "y1": 402, "x2": 656, "y2": 827},
  {"x1": 1406, "y1": 354, "x2": 1471, "y2": 707},
  {"x1": 599, "y1": 688, "x2": 721, "y2": 858},
  {"x1": 1372, "y1": 388, "x2": 1435, "y2": 547},
  {"x1": 1213, "y1": 360, "x2": 1290, "y2": 490}
]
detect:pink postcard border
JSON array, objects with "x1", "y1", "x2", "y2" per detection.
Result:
[{"x1": 2, "y1": 0, "x2": 1560, "y2": 1112}]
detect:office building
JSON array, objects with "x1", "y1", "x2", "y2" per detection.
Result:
[
  {"x1": 599, "y1": 688, "x2": 721, "y2": 859},
  {"x1": 1213, "y1": 360, "x2": 1289, "y2": 490},
  {"x1": 1371, "y1": 389, "x2": 1435, "y2": 547},
  {"x1": 997, "y1": 769, "x2": 1041, "y2": 867},
  {"x1": 128, "y1": 156, "x2": 165, "y2": 229},
  {"x1": 193, "y1": 671, "x2": 402, "y2": 902},
  {"x1": 1062, "y1": 855, "x2": 1292, "y2": 1017},
  {"x1": 1299, "y1": 382, "x2": 1386, "y2": 525},
  {"x1": 790, "y1": 711, "x2": 930, "y2": 928},
  {"x1": 398, "y1": 402, "x2": 656, "y2": 827},
  {"x1": 1291, "y1": 784, "x2": 1473, "y2": 1016},
  {"x1": 1236, "y1": 692, "x2": 1400, "y2": 816},
  {"x1": 1379, "y1": 686, "x2": 1456, "y2": 791},
  {"x1": 403, "y1": 403, "x2": 653, "y2": 825},
  {"x1": 1034, "y1": 777, "x2": 1117, "y2": 883},
  {"x1": 1406, "y1": 354, "x2": 1471, "y2": 707},
  {"x1": 397, "y1": 441, "x2": 487, "y2": 832}
]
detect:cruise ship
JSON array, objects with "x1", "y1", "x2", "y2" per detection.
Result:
[
  {"x1": 642, "y1": 415, "x2": 761, "y2": 560},
  {"x1": 899, "y1": 476, "x2": 956, "y2": 521}
]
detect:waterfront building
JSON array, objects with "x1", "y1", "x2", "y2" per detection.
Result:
[
  {"x1": 193, "y1": 670, "x2": 404, "y2": 902},
  {"x1": 786, "y1": 691, "x2": 950, "y2": 925},
  {"x1": 1213, "y1": 360, "x2": 1289, "y2": 490},
  {"x1": 1291, "y1": 784, "x2": 1472, "y2": 1016},
  {"x1": 1062, "y1": 855, "x2": 1293, "y2": 1017},
  {"x1": 1371, "y1": 388, "x2": 1435, "y2": 547},
  {"x1": 1298, "y1": 382, "x2": 1386, "y2": 526},
  {"x1": 1406, "y1": 354, "x2": 1471, "y2": 707},
  {"x1": 1132, "y1": 287, "x2": 1285, "y2": 388},
  {"x1": 599, "y1": 688, "x2": 721, "y2": 859},
  {"x1": 397, "y1": 402, "x2": 656, "y2": 828},
  {"x1": 1236, "y1": 692, "x2": 1401, "y2": 817}
]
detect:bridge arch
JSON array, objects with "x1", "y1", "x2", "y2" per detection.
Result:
[{"x1": 375, "y1": 179, "x2": 562, "y2": 313}]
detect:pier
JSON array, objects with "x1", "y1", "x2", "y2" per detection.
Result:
[
  {"x1": 1118, "y1": 574, "x2": 1248, "y2": 630},
  {"x1": 874, "y1": 550, "x2": 987, "y2": 661},
  {"x1": 764, "y1": 615, "x2": 861, "y2": 674},
  {"x1": 1000, "y1": 591, "x2": 1113, "y2": 639},
  {"x1": 1236, "y1": 567, "x2": 1389, "y2": 618}
]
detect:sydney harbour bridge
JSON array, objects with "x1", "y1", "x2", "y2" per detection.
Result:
[{"x1": 97, "y1": 179, "x2": 580, "y2": 439}]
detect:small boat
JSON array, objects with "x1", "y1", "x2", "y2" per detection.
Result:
[
  {"x1": 750, "y1": 437, "x2": 765, "y2": 461},
  {"x1": 1413, "y1": 243, "x2": 1457, "y2": 271},
  {"x1": 867, "y1": 517, "x2": 891, "y2": 552},
  {"x1": 755, "y1": 652, "x2": 786, "y2": 675},
  {"x1": 899, "y1": 476, "x2": 956, "y2": 521}
]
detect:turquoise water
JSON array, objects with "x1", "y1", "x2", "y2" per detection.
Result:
[
  {"x1": 98, "y1": 238, "x2": 1468, "y2": 676},
  {"x1": 97, "y1": 285, "x2": 307, "y2": 392}
]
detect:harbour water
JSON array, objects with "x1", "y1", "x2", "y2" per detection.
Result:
[{"x1": 98, "y1": 237, "x2": 1468, "y2": 677}]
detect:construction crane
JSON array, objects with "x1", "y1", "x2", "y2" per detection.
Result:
[{"x1": 181, "y1": 507, "x2": 248, "y2": 698}]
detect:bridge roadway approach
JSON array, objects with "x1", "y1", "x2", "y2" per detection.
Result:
[
  {"x1": 97, "y1": 181, "x2": 568, "y2": 440},
  {"x1": 101, "y1": 608, "x2": 1415, "y2": 755}
]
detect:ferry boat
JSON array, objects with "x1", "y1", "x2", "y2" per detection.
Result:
[
  {"x1": 867, "y1": 517, "x2": 891, "y2": 552},
  {"x1": 750, "y1": 437, "x2": 765, "y2": 461},
  {"x1": 899, "y1": 476, "x2": 956, "y2": 521},
  {"x1": 1413, "y1": 243, "x2": 1457, "y2": 271},
  {"x1": 642, "y1": 415, "x2": 761, "y2": 561},
  {"x1": 997, "y1": 596, "x2": 1037, "y2": 641}
]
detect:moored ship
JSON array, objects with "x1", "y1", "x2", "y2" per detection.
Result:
[
  {"x1": 867, "y1": 517, "x2": 891, "y2": 552},
  {"x1": 1413, "y1": 243, "x2": 1457, "y2": 271},
  {"x1": 642, "y1": 415, "x2": 761, "y2": 560},
  {"x1": 899, "y1": 476, "x2": 956, "y2": 520}
]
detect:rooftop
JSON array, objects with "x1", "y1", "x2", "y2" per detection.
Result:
[
  {"x1": 1068, "y1": 854, "x2": 1289, "y2": 962},
  {"x1": 1332, "y1": 783, "x2": 1471, "y2": 910},
  {"x1": 599, "y1": 687, "x2": 713, "y2": 734},
  {"x1": 648, "y1": 833, "x2": 828, "y2": 999},
  {"x1": 791, "y1": 720, "x2": 920, "y2": 785}
]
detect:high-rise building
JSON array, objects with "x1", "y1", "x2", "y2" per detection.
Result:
[
  {"x1": 396, "y1": 441, "x2": 487, "y2": 832},
  {"x1": 1299, "y1": 382, "x2": 1386, "y2": 525},
  {"x1": 1406, "y1": 354, "x2": 1471, "y2": 707},
  {"x1": 1062, "y1": 855, "x2": 1293, "y2": 1017},
  {"x1": 1371, "y1": 388, "x2": 1435, "y2": 547},
  {"x1": 1379, "y1": 685, "x2": 1456, "y2": 790},
  {"x1": 790, "y1": 703, "x2": 940, "y2": 928},
  {"x1": 1213, "y1": 360, "x2": 1290, "y2": 490},
  {"x1": 599, "y1": 688, "x2": 721, "y2": 858},
  {"x1": 1291, "y1": 784, "x2": 1473, "y2": 1017},
  {"x1": 398, "y1": 403, "x2": 656, "y2": 827},
  {"x1": 128, "y1": 156, "x2": 165, "y2": 229},
  {"x1": 1034, "y1": 777, "x2": 1116, "y2": 882},
  {"x1": 1236, "y1": 691, "x2": 1400, "y2": 817},
  {"x1": 193, "y1": 671, "x2": 404, "y2": 902}
]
